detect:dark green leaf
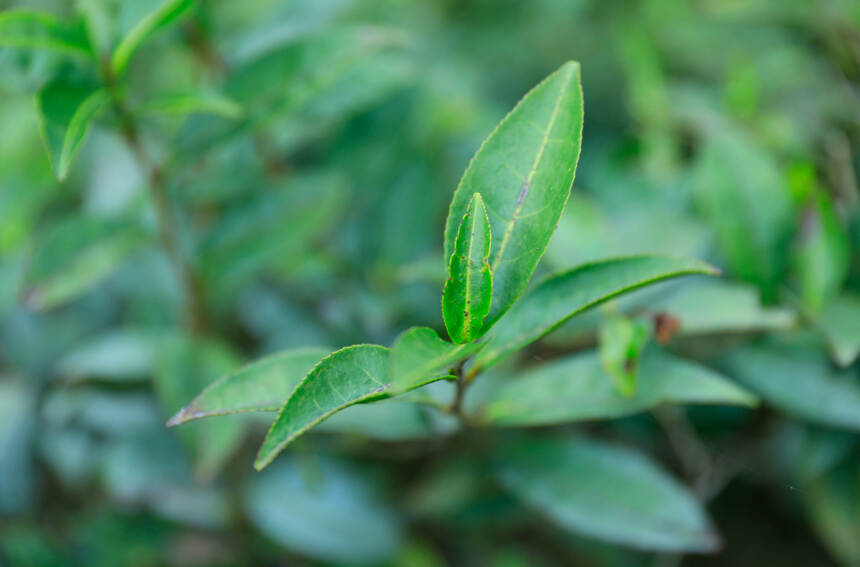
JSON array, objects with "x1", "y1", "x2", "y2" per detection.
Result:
[
  {"x1": 389, "y1": 327, "x2": 482, "y2": 395},
  {"x1": 110, "y1": 0, "x2": 196, "y2": 75},
  {"x1": 473, "y1": 349, "x2": 756, "y2": 427},
  {"x1": 443, "y1": 193, "x2": 493, "y2": 343},
  {"x1": 444, "y1": 61, "x2": 583, "y2": 328},
  {"x1": 0, "y1": 10, "x2": 92, "y2": 57},
  {"x1": 166, "y1": 347, "x2": 330, "y2": 425},
  {"x1": 495, "y1": 437, "x2": 719, "y2": 551},
  {"x1": 471, "y1": 255, "x2": 718, "y2": 373}
]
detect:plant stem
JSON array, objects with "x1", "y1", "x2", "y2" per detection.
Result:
[
  {"x1": 103, "y1": 61, "x2": 208, "y2": 335},
  {"x1": 448, "y1": 361, "x2": 471, "y2": 425}
]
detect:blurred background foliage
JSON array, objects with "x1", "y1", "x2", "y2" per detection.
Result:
[{"x1": 0, "y1": 0, "x2": 858, "y2": 565}]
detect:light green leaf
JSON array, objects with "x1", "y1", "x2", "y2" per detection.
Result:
[
  {"x1": 472, "y1": 255, "x2": 718, "y2": 373},
  {"x1": 444, "y1": 61, "x2": 583, "y2": 329},
  {"x1": 255, "y1": 344, "x2": 453, "y2": 470},
  {"x1": 443, "y1": 193, "x2": 493, "y2": 343},
  {"x1": 110, "y1": 0, "x2": 196, "y2": 75},
  {"x1": 55, "y1": 329, "x2": 161, "y2": 383},
  {"x1": 724, "y1": 345, "x2": 860, "y2": 431},
  {"x1": 245, "y1": 456, "x2": 402, "y2": 564},
  {"x1": 599, "y1": 314, "x2": 651, "y2": 397},
  {"x1": 495, "y1": 437, "x2": 719, "y2": 552},
  {"x1": 389, "y1": 327, "x2": 482, "y2": 395},
  {"x1": 24, "y1": 216, "x2": 147, "y2": 309},
  {"x1": 0, "y1": 10, "x2": 92, "y2": 57},
  {"x1": 35, "y1": 82, "x2": 110, "y2": 181},
  {"x1": 815, "y1": 294, "x2": 860, "y2": 367},
  {"x1": 137, "y1": 91, "x2": 243, "y2": 119},
  {"x1": 166, "y1": 347, "x2": 330, "y2": 426},
  {"x1": 473, "y1": 349, "x2": 756, "y2": 427}
]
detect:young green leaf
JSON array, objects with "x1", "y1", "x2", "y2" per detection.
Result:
[
  {"x1": 473, "y1": 349, "x2": 756, "y2": 427},
  {"x1": 110, "y1": 0, "x2": 196, "y2": 75},
  {"x1": 0, "y1": 10, "x2": 93, "y2": 58},
  {"x1": 166, "y1": 347, "x2": 331, "y2": 426},
  {"x1": 137, "y1": 91, "x2": 243, "y2": 120},
  {"x1": 255, "y1": 344, "x2": 453, "y2": 470},
  {"x1": 389, "y1": 327, "x2": 484, "y2": 394},
  {"x1": 36, "y1": 81, "x2": 110, "y2": 181},
  {"x1": 443, "y1": 193, "x2": 493, "y2": 343},
  {"x1": 471, "y1": 255, "x2": 718, "y2": 373},
  {"x1": 599, "y1": 313, "x2": 651, "y2": 397},
  {"x1": 724, "y1": 345, "x2": 860, "y2": 431},
  {"x1": 495, "y1": 437, "x2": 719, "y2": 552},
  {"x1": 444, "y1": 61, "x2": 583, "y2": 329}
]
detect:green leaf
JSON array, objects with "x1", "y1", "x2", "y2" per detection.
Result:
[
  {"x1": 724, "y1": 345, "x2": 860, "y2": 431},
  {"x1": 815, "y1": 294, "x2": 860, "y2": 367},
  {"x1": 55, "y1": 329, "x2": 161, "y2": 383},
  {"x1": 24, "y1": 216, "x2": 147, "y2": 309},
  {"x1": 110, "y1": 0, "x2": 196, "y2": 75},
  {"x1": 495, "y1": 437, "x2": 719, "y2": 552},
  {"x1": 389, "y1": 327, "x2": 482, "y2": 395},
  {"x1": 803, "y1": 461, "x2": 860, "y2": 566},
  {"x1": 444, "y1": 61, "x2": 583, "y2": 329},
  {"x1": 245, "y1": 455, "x2": 402, "y2": 564},
  {"x1": 443, "y1": 193, "x2": 493, "y2": 343},
  {"x1": 598, "y1": 314, "x2": 651, "y2": 397},
  {"x1": 473, "y1": 349, "x2": 756, "y2": 427},
  {"x1": 35, "y1": 81, "x2": 110, "y2": 181},
  {"x1": 255, "y1": 344, "x2": 453, "y2": 470},
  {"x1": 166, "y1": 347, "x2": 330, "y2": 426},
  {"x1": 137, "y1": 91, "x2": 243, "y2": 119},
  {"x1": 317, "y1": 399, "x2": 457, "y2": 440},
  {"x1": 0, "y1": 10, "x2": 93, "y2": 57},
  {"x1": 472, "y1": 255, "x2": 718, "y2": 373}
]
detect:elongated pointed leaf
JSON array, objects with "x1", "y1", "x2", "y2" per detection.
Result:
[
  {"x1": 110, "y1": 0, "x2": 196, "y2": 75},
  {"x1": 389, "y1": 327, "x2": 483, "y2": 394},
  {"x1": 36, "y1": 82, "x2": 110, "y2": 181},
  {"x1": 444, "y1": 61, "x2": 583, "y2": 329},
  {"x1": 166, "y1": 347, "x2": 331, "y2": 425},
  {"x1": 472, "y1": 255, "x2": 718, "y2": 373},
  {"x1": 0, "y1": 10, "x2": 93, "y2": 57},
  {"x1": 443, "y1": 193, "x2": 493, "y2": 343},
  {"x1": 137, "y1": 91, "x2": 243, "y2": 119},
  {"x1": 255, "y1": 344, "x2": 453, "y2": 470},
  {"x1": 495, "y1": 437, "x2": 720, "y2": 552},
  {"x1": 473, "y1": 349, "x2": 756, "y2": 427},
  {"x1": 724, "y1": 345, "x2": 860, "y2": 431}
]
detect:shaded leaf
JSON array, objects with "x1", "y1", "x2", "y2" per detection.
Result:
[
  {"x1": 444, "y1": 61, "x2": 583, "y2": 328},
  {"x1": 495, "y1": 437, "x2": 719, "y2": 552},
  {"x1": 110, "y1": 0, "x2": 196, "y2": 75},
  {"x1": 803, "y1": 460, "x2": 860, "y2": 566},
  {"x1": 0, "y1": 10, "x2": 92, "y2": 57},
  {"x1": 318, "y1": 399, "x2": 457, "y2": 440},
  {"x1": 472, "y1": 255, "x2": 717, "y2": 373},
  {"x1": 389, "y1": 327, "x2": 481, "y2": 395},
  {"x1": 443, "y1": 193, "x2": 493, "y2": 343},
  {"x1": 166, "y1": 346, "x2": 330, "y2": 425},
  {"x1": 724, "y1": 345, "x2": 860, "y2": 431},
  {"x1": 36, "y1": 81, "x2": 110, "y2": 181},
  {"x1": 137, "y1": 91, "x2": 242, "y2": 119},
  {"x1": 473, "y1": 349, "x2": 756, "y2": 427}
]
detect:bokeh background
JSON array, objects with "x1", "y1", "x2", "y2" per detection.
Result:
[{"x1": 0, "y1": 0, "x2": 858, "y2": 565}]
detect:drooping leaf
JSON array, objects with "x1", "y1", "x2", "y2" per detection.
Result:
[
  {"x1": 442, "y1": 193, "x2": 493, "y2": 343},
  {"x1": 388, "y1": 327, "x2": 482, "y2": 395},
  {"x1": 473, "y1": 349, "x2": 756, "y2": 427},
  {"x1": 495, "y1": 437, "x2": 720, "y2": 552},
  {"x1": 166, "y1": 347, "x2": 330, "y2": 425},
  {"x1": 0, "y1": 10, "x2": 93, "y2": 58},
  {"x1": 24, "y1": 216, "x2": 147, "y2": 309},
  {"x1": 471, "y1": 255, "x2": 718, "y2": 373},
  {"x1": 35, "y1": 81, "x2": 110, "y2": 181},
  {"x1": 444, "y1": 61, "x2": 584, "y2": 328},
  {"x1": 110, "y1": 0, "x2": 196, "y2": 75},
  {"x1": 137, "y1": 91, "x2": 242, "y2": 119},
  {"x1": 598, "y1": 314, "x2": 651, "y2": 397},
  {"x1": 255, "y1": 344, "x2": 453, "y2": 470},
  {"x1": 815, "y1": 294, "x2": 860, "y2": 367},
  {"x1": 245, "y1": 455, "x2": 402, "y2": 564},
  {"x1": 724, "y1": 345, "x2": 860, "y2": 431}
]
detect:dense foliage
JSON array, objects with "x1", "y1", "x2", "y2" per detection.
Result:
[{"x1": 0, "y1": 1, "x2": 858, "y2": 566}]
